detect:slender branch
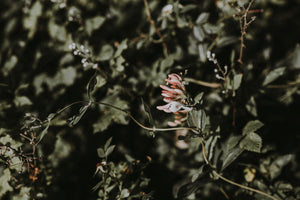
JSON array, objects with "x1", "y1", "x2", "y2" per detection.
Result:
[
  {"x1": 237, "y1": 0, "x2": 256, "y2": 64},
  {"x1": 213, "y1": 171, "x2": 278, "y2": 200},
  {"x1": 218, "y1": 9, "x2": 263, "y2": 23},
  {"x1": 184, "y1": 77, "x2": 221, "y2": 88},
  {"x1": 267, "y1": 80, "x2": 300, "y2": 88},
  {"x1": 93, "y1": 101, "x2": 196, "y2": 132},
  {"x1": 143, "y1": 0, "x2": 168, "y2": 57},
  {"x1": 219, "y1": 187, "x2": 230, "y2": 200}
]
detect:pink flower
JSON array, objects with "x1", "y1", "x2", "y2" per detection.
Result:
[
  {"x1": 156, "y1": 73, "x2": 189, "y2": 112},
  {"x1": 157, "y1": 73, "x2": 192, "y2": 125}
]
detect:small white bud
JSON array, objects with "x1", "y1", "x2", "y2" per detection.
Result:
[
  {"x1": 206, "y1": 51, "x2": 211, "y2": 58},
  {"x1": 83, "y1": 62, "x2": 88, "y2": 68},
  {"x1": 81, "y1": 58, "x2": 87, "y2": 64},
  {"x1": 59, "y1": 3, "x2": 66, "y2": 9},
  {"x1": 80, "y1": 45, "x2": 85, "y2": 51},
  {"x1": 92, "y1": 64, "x2": 98, "y2": 69},
  {"x1": 214, "y1": 68, "x2": 218, "y2": 73},
  {"x1": 73, "y1": 50, "x2": 79, "y2": 55},
  {"x1": 212, "y1": 53, "x2": 215, "y2": 58},
  {"x1": 213, "y1": 59, "x2": 218, "y2": 64},
  {"x1": 224, "y1": 65, "x2": 228, "y2": 72},
  {"x1": 216, "y1": 74, "x2": 222, "y2": 79}
]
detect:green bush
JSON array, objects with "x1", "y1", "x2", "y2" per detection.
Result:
[{"x1": 0, "y1": 0, "x2": 299, "y2": 199}]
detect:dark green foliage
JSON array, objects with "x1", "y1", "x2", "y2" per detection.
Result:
[{"x1": 0, "y1": 0, "x2": 300, "y2": 199}]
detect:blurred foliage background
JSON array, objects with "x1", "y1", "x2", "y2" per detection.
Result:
[{"x1": 0, "y1": 0, "x2": 300, "y2": 199}]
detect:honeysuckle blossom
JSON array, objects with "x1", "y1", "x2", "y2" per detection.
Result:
[
  {"x1": 156, "y1": 73, "x2": 190, "y2": 112},
  {"x1": 157, "y1": 73, "x2": 191, "y2": 149},
  {"x1": 157, "y1": 73, "x2": 192, "y2": 124}
]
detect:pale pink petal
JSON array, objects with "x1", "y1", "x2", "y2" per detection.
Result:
[
  {"x1": 163, "y1": 97, "x2": 172, "y2": 103},
  {"x1": 168, "y1": 73, "x2": 182, "y2": 81},
  {"x1": 160, "y1": 84, "x2": 172, "y2": 91},
  {"x1": 168, "y1": 121, "x2": 178, "y2": 127},
  {"x1": 175, "y1": 140, "x2": 189, "y2": 149}
]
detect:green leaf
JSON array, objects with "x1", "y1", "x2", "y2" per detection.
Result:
[
  {"x1": 263, "y1": 67, "x2": 286, "y2": 86},
  {"x1": 239, "y1": 132, "x2": 262, "y2": 153},
  {"x1": 141, "y1": 98, "x2": 155, "y2": 129},
  {"x1": 198, "y1": 43, "x2": 208, "y2": 62},
  {"x1": 187, "y1": 110, "x2": 206, "y2": 131},
  {"x1": 233, "y1": 73, "x2": 243, "y2": 90},
  {"x1": 246, "y1": 96, "x2": 258, "y2": 117},
  {"x1": 227, "y1": 135, "x2": 243, "y2": 150},
  {"x1": 2, "y1": 55, "x2": 18, "y2": 76},
  {"x1": 93, "y1": 95, "x2": 129, "y2": 133},
  {"x1": 205, "y1": 135, "x2": 220, "y2": 162},
  {"x1": 120, "y1": 189, "x2": 130, "y2": 198},
  {"x1": 0, "y1": 169, "x2": 13, "y2": 197},
  {"x1": 97, "y1": 148, "x2": 105, "y2": 158},
  {"x1": 105, "y1": 145, "x2": 115, "y2": 157},
  {"x1": 48, "y1": 20, "x2": 67, "y2": 42},
  {"x1": 216, "y1": 36, "x2": 237, "y2": 47},
  {"x1": 87, "y1": 73, "x2": 97, "y2": 99},
  {"x1": 222, "y1": 147, "x2": 244, "y2": 171},
  {"x1": 114, "y1": 39, "x2": 128, "y2": 57},
  {"x1": 37, "y1": 120, "x2": 50, "y2": 144},
  {"x1": 203, "y1": 23, "x2": 220, "y2": 34},
  {"x1": 12, "y1": 187, "x2": 31, "y2": 200},
  {"x1": 23, "y1": 1, "x2": 42, "y2": 38},
  {"x1": 48, "y1": 136, "x2": 72, "y2": 167},
  {"x1": 85, "y1": 16, "x2": 105, "y2": 36},
  {"x1": 269, "y1": 154, "x2": 294, "y2": 180},
  {"x1": 191, "y1": 165, "x2": 204, "y2": 182},
  {"x1": 193, "y1": 26, "x2": 205, "y2": 42},
  {"x1": 96, "y1": 44, "x2": 114, "y2": 61},
  {"x1": 160, "y1": 56, "x2": 174, "y2": 69},
  {"x1": 104, "y1": 137, "x2": 113, "y2": 151},
  {"x1": 13, "y1": 96, "x2": 32, "y2": 107},
  {"x1": 243, "y1": 120, "x2": 264, "y2": 135},
  {"x1": 67, "y1": 104, "x2": 90, "y2": 127},
  {"x1": 196, "y1": 13, "x2": 209, "y2": 24}
]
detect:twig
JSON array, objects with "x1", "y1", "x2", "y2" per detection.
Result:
[
  {"x1": 267, "y1": 80, "x2": 300, "y2": 88},
  {"x1": 219, "y1": 187, "x2": 230, "y2": 200},
  {"x1": 237, "y1": 0, "x2": 256, "y2": 64},
  {"x1": 93, "y1": 101, "x2": 196, "y2": 132},
  {"x1": 143, "y1": 0, "x2": 168, "y2": 57},
  {"x1": 218, "y1": 9, "x2": 263, "y2": 23},
  {"x1": 213, "y1": 171, "x2": 278, "y2": 200},
  {"x1": 184, "y1": 77, "x2": 221, "y2": 88}
]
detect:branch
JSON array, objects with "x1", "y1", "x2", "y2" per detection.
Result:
[
  {"x1": 237, "y1": 0, "x2": 256, "y2": 64},
  {"x1": 143, "y1": 0, "x2": 168, "y2": 56},
  {"x1": 184, "y1": 77, "x2": 221, "y2": 88}
]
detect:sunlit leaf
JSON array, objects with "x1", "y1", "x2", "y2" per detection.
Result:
[
  {"x1": 85, "y1": 16, "x2": 105, "y2": 36},
  {"x1": 193, "y1": 26, "x2": 205, "y2": 42},
  {"x1": 263, "y1": 67, "x2": 286, "y2": 86},
  {"x1": 105, "y1": 145, "x2": 115, "y2": 157},
  {"x1": 13, "y1": 96, "x2": 32, "y2": 107},
  {"x1": 243, "y1": 120, "x2": 264, "y2": 135},
  {"x1": 0, "y1": 169, "x2": 13, "y2": 197},
  {"x1": 239, "y1": 132, "x2": 262, "y2": 153},
  {"x1": 196, "y1": 13, "x2": 209, "y2": 24},
  {"x1": 97, "y1": 148, "x2": 105, "y2": 158}
]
